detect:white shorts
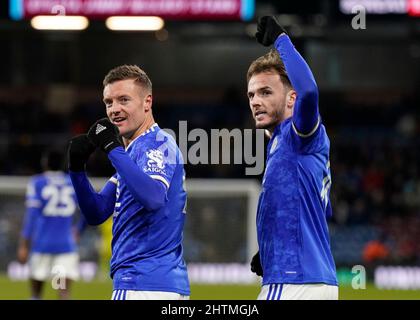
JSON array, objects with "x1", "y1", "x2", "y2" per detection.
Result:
[
  {"x1": 257, "y1": 284, "x2": 338, "y2": 300},
  {"x1": 29, "y1": 252, "x2": 80, "y2": 281},
  {"x1": 111, "y1": 290, "x2": 190, "y2": 300}
]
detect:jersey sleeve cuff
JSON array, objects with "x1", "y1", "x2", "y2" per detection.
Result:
[
  {"x1": 292, "y1": 116, "x2": 321, "y2": 138},
  {"x1": 149, "y1": 175, "x2": 170, "y2": 189}
]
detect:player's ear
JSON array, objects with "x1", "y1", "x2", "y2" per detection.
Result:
[
  {"x1": 144, "y1": 94, "x2": 152, "y2": 111},
  {"x1": 286, "y1": 90, "x2": 296, "y2": 109}
]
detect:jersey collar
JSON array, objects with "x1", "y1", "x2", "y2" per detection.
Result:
[
  {"x1": 125, "y1": 123, "x2": 159, "y2": 151},
  {"x1": 272, "y1": 121, "x2": 283, "y2": 138}
]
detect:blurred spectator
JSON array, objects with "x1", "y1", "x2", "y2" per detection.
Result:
[{"x1": 363, "y1": 238, "x2": 390, "y2": 264}]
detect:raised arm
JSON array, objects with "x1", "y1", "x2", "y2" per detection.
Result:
[
  {"x1": 275, "y1": 35, "x2": 319, "y2": 136},
  {"x1": 256, "y1": 16, "x2": 320, "y2": 136}
]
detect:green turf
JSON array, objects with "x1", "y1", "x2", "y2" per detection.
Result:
[
  {"x1": 0, "y1": 275, "x2": 418, "y2": 300},
  {"x1": 0, "y1": 275, "x2": 112, "y2": 300},
  {"x1": 338, "y1": 284, "x2": 420, "y2": 300}
]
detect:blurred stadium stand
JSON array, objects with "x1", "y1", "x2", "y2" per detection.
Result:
[{"x1": 0, "y1": 0, "x2": 419, "y2": 279}]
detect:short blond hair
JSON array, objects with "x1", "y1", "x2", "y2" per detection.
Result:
[
  {"x1": 103, "y1": 64, "x2": 152, "y2": 93},
  {"x1": 247, "y1": 49, "x2": 291, "y2": 88}
]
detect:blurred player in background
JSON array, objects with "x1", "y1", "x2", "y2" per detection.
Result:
[
  {"x1": 247, "y1": 16, "x2": 338, "y2": 300},
  {"x1": 17, "y1": 150, "x2": 86, "y2": 300},
  {"x1": 67, "y1": 65, "x2": 190, "y2": 300}
]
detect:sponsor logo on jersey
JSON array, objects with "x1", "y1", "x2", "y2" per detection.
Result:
[{"x1": 144, "y1": 149, "x2": 166, "y2": 175}]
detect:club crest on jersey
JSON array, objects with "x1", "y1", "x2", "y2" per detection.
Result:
[
  {"x1": 270, "y1": 137, "x2": 278, "y2": 155},
  {"x1": 144, "y1": 149, "x2": 165, "y2": 174}
]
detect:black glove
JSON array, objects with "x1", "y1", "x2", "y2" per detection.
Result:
[
  {"x1": 256, "y1": 16, "x2": 287, "y2": 47},
  {"x1": 250, "y1": 251, "x2": 263, "y2": 277},
  {"x1": 87, "y1": 118, "x2": 122, "y2": 153},
  {"x1": 67, "y1": 134, "x2": 96, "y2": 172}
]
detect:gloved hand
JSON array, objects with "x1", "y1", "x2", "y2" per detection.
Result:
[
  {"x1": 250, "y1": 251, "x2": 263, "y2": 277},
  {"x1": 67, "y1": 134, "x2": 96, "y2": 172},
  {"x1": 87, "y1": 118, "x2": 122, "y2": 153},
  {"x1": 256, "y1": 16, "x2": 287, "y2": 47}
]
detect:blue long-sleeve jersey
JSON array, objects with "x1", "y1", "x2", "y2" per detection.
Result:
[
  {"x1": 21, "y1": 171, "x2": 82, "y2": 254},
  {"x1": 70, "y1": 124, "x2": 190, "y2": 295},
  {"x1": 256, "y1": 35, "x2": 337, "y2": 286}
]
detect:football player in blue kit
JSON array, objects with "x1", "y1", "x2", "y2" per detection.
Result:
[
  {"x1": 247, "y1": 16, "x2": 338, "y2": 300},
  {"x1": 67, "y1": 65, "x2": 190, "y2": 300},
  {"x1": 18, "y1": 150, "x2": 85, "y2": 300}
]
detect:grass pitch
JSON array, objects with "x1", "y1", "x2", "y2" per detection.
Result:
[{"x1": 0, "y1": 275, "x2": 418, "y2": 300}]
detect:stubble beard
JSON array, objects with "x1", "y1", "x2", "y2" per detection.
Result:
[{"x1": 255, "y1": 104, "x2": 286, "y2": 132}]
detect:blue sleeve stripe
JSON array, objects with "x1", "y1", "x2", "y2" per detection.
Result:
[
  {"x1": 267, "y1": 284, "x2": 274, "y2": 300},
  {"x1": 270, "y1": 284, "x2": 277, "y2": 300},
  {"x1": 113, "y1": 289, "x2": 127, "y2": 300},
  {"x1": 275, "y1": 284, "x2": 284, "y2": 300}
]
